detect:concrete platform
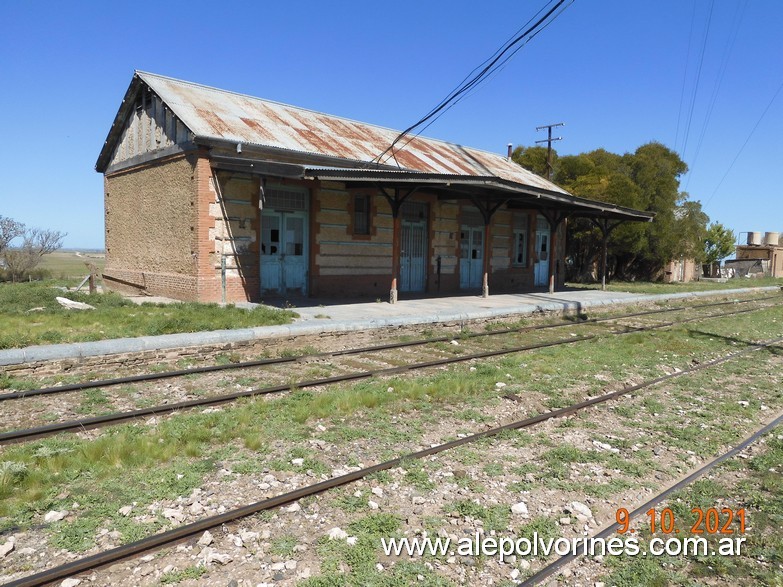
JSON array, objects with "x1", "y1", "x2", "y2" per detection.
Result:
[
  {"x1": 0, "y1": 286, "x2": 778, "y2": 366},
  {"x1": 276, "y1": 289, "x2": 644, "y2": 323}
]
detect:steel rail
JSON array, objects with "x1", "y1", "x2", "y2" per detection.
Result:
[
  {"x1": 0, "y1": 336, "x2": 595, "y2": 444},
  {"x1": 5, "y1": 335, "x2": 782, "y2": 587},
  {"x1": 0, "y1": 303, "x2": 775, "y2": 445},
  {"x1": 519, "y1": 410, "x2": 783, "y2": 587},
  {"x1": 1, "y1": 294, "x2": 776, "y2": 402}
]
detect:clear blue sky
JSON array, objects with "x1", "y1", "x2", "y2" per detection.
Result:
[{"x1": 1, "y1": 0, "x2": 781, "y2": 249}]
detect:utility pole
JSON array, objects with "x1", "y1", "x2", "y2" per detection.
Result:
[{"x1": 535, "y1": 122, "x2": 564, "y2": 181}]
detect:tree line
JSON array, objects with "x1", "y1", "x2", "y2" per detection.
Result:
[{"x1": 512, "y1": 142, "x2": 736, "y2": 282}]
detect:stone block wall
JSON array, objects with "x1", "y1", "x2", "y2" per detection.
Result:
[
  {"x1": 311, "y1": 182, "x2": 393, "y2": 298},
  {"x1": 103, "y1": 153, "x2": 199, "y2": 300}
]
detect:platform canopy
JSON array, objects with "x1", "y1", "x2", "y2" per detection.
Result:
[{"x1": 300, "y1": 168, "x2": 653, "y2": 222}]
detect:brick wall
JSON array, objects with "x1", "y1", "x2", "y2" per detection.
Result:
[
  {"x1": 104, "y1": 155, "x2": 569, "y2": 302},
  {"x1": 199, "y1": 169, "x2": 262, "y2": 303},
  {"x1": 307, "y1": 182, "x2": 391, "y2": 297}
]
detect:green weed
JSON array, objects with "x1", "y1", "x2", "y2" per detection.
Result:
[
  {"x1": 448, "y1": 500, "x2": 510, "y2": 532},
  {"x1": 270, "y1": 535, "x2": 298, "y2": 557},
  {"x1": 160, "y1": 565, "x2": 208, "y2": 584}
]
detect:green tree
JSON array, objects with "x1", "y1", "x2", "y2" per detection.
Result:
[
  {"x1": 515, "y1": 142, "x2": 708, "y2": 282},
  {"x1": 511, "y1": 145, "x2": 556, "y2": 178},
  {"x1": 674, "y1": 199, "x2": 709, "y2": 263},
  {"x1": 626, "y1": 142, "x2": 690, "y2": 276},
  {"x1": 555, "y1": 153, "x2": 596, "y2": 185},
  {"x1": 703, "y1": 223, "x2": 736, "y2": 264},
  {"x1": 557, "y1": 156, "x2": 647, "y2": 281}
]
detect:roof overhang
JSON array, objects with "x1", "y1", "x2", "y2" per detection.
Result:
[
  {"x1": 302, "y1": 167, "x2": 654, "y2": 222},
  {"x1": 207, "y1": 154, "x2": 653, "y2": 223}
]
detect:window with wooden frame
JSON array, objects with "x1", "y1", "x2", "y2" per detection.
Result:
[
  {"x1": 352, "y1": 194, "x2": 371, "y2": 236},
  {"x1": 512, "y1": 213, "x2": 529, "y2": 267}
]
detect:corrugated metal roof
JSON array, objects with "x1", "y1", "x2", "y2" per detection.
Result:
[{"x1": 134, "y1": 71, "x2": 570, "y2": 196}]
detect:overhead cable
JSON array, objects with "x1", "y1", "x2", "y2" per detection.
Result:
[
  {"x1": 685, "y1": 0, "x2": 748, "y2": 191},
  {"x1": 372, "y1": 0, "x2": 572, "y2": 167},
  {"x1": 680, "y1": 0, "x2": 716, "y2": 162},
  {"x1": 704, "y1": 76, "x2": 783, "y2": 206},
  {"x1": 675, "y1": 1, "x2": 698, "y2": 153},
  {"x1": 388, "y1": 0, "x2": 576, "y2": 160}
]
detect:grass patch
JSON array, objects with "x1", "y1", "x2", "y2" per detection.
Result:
[
  {"x1": 483, "y1": 462, "x2": 504, "y2": 477},
  {"x1": 332, "y1": 490, "x2": 369, "y2": 513},
  {"x1": 604, "y1": 553, "x2": 675, "y2": 586},
  {"x1": 270, "y1": 534, "x2": 298, "y2": 557},
  {"x1": 0, "y1": 402, "x2": 295, "y2": 527},
  {"x1": 160, "y1": 565, "x2": 208, "y2": 584},
  {"x1": 37, "y1": 250, "x2": 106, "y2": 279},
  {"x1": 448, "y1": 500, "x2": 510, "y2": 533},
  {"x1": 402, "y1": 460, "x2": 435, "y2": 491},
  {"x1": 366, "y1": 470, "x2": 393, "y2": 485},
  {"x1": 0, "y1": 281, "x2": 296, "y2": 349},
  {"x1": 2, "y1": 296, "x2": 780, "y2": 566},
  {"x1": 75, "y1": 388, "x2": 112, "y2": 415},
  {"x1": 603, "y1": 433, "x2": 783, "y2": 586},
  {"x1": 268, "y1": 447, "x2": 330, "y2": 476},
  {"x1": 568, "y1": 278, "x2": 783, "y2": 294},
  {"x1": 43, "y1": 457, "x2": 212, "y2": 552},
  {"x1": 449, "y1": 447, "x2": 482, "y2": 466},
  {"x1": 517, "y1": 516, "x2": 560, "y2": 558}
]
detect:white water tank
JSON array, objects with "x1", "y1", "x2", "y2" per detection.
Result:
[
  {"x1": 747, "y1": 232, "x2": 762, "y2": 245},
  {"x1": 764, "y1": 232, "x2": 779, "y2": 246}
]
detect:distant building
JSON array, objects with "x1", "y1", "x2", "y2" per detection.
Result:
[
  {"x1": 96, "y1": 71, "x2": 652, "y2": 303},
  {"x1": 662, "y1": 257, "x2": 698, "y2": 283},
  {"x1": 727, "y1": 232, "x2": 783, "y2": 277}
]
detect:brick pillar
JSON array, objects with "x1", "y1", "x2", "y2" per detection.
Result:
[{"x1": 192, "y1": 152, "x2": 220, "y2": 302}]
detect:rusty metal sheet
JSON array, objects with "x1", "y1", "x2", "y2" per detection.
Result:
[{"x1": 137, "y1": 71, "x2": 569, "y2": 195}]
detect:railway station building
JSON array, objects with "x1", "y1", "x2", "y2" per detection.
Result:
[{"x1": 96, "y1": 71, "x2": 653, "y2": 304}]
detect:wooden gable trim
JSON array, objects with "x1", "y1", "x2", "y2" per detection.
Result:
[{"x1": 97, "y1": 74, "x2": 194, "y2": 173}]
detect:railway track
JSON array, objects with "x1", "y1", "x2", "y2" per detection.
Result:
[
  {"x1": 1, "y1": 293, "x2": 778, "y2": 403},
  {"x1": 0, "y1": 298, "x2": 778, "y2": 445},
  {"x1": 5, "y1": 332, "x2": 782, "y2": 587},
  {"x1": 519, "y1": 410, "x2": 783, "y2": 587}
]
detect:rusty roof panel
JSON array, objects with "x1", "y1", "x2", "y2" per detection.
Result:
[{"x1": 133, "y1": 71, "x2": 569, "y2": 195}]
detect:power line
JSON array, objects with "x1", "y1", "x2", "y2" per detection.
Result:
[
  {"x1": 441, "y1": 2, "x2": 557, "y2": 108},
  {"x1": 675, "y1": 1, "x2": 698, "y2": 153},
  {"x1": 535, "y1": 122, "x2": 564, "y2": 181},
  {"x1": 386, "y1": 0, "x2": 576, "y2": 162},
  {"x1": 704, "y1": 77, "x2": 783, "y2": 207},
  {"x1": 680, "y1": 0, "x2": 716, "y2": 162},
  {"x1": 372, "y1": 0, "x2": 573, "y2": 166},
  {"x1": 685, "y1": 0, "x2": 748, "y2": 192},
  {"x1": 374, "y1": 0, "x2": 566, "y2": 165},
  {"x1": 452, "y1": 0, "x2": 576, "y2": 107}
]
